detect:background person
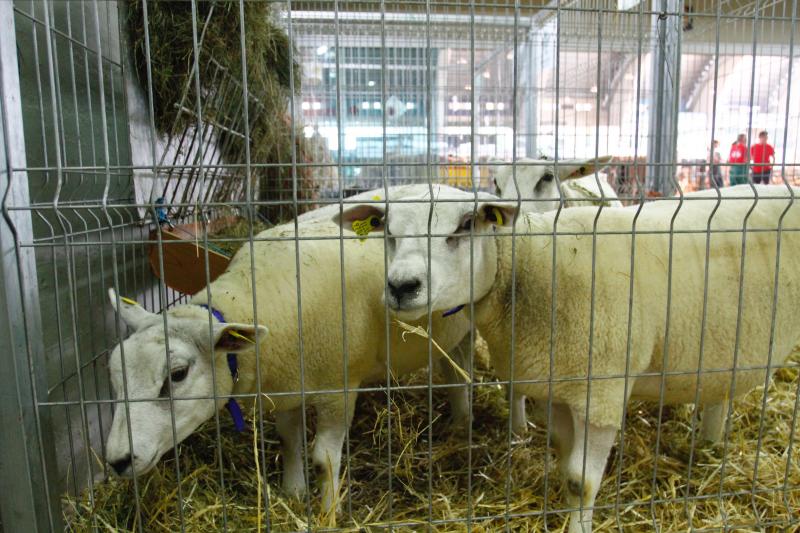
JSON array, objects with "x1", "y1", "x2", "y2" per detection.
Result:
[
  {"x1": 728, "y1": 133, "x2": 748, "y2": 185},
  {"x1": 710, "y1": 140, "x2": 723, "y2": 188},
  {"x1": 750, "y1": 130, "x2": 775, "y2": 184}
]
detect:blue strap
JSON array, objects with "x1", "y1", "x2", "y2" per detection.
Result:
[
  {"x1": 200, "y1": 304, "x2": 226, "y2": 325},
  {"x1": 198, "y1": 304, "x2": 246, "y2": 433},
  {"x1": 226, "y1": 398, "x2": 247, "y2": 432},
  {"x1": 226, "y1": 352, "x2": 239, "y2": 382},
  {"x1": 442, "y1": 304, "x2": 465, "y2": 317}
]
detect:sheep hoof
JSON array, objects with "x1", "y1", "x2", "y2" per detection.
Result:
[{"x1": 282, "y1": 476, "x2": 307, "y2": 500}]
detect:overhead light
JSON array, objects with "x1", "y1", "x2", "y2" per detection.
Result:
[
  {"x1": 448, "y1": 101, "x2": 472, "y2": 111},
  {"x1": 316, "y1": 45, "x2": 329, "y2": 55},
  {"x1": 575, "y1": 103, "x2": 593, "y2": 112},
  {"x1": 458, "y1": 58, "x2": 468, "y2": 65},
  {"x1": 483, "y1": 71, "x2": 491, "y2": 79},
  {"x1": 506, "y1": 51, "x2": 514, "y2": 60},
  {"x1": 360, "y1": 101, "x2": 370, "y2": 110},
  {"x1": 372, "y1": 102, "x2": 382, "y2": 109},
  {"x1": 301, "y1": 102, "x2": 311, "y2": 110},
  {"x1": 496, "y1": 102, "x2": 505, "y2": 111},
  {"x1": 464, "y1": 85, "x2": 472, "y2": 91},
  {"x1": 312, "y1": 101, "x2": 322, "y2": 110},
  {"x1": 486, "y1": 102, "x2": 495, "y2": 111},
  {"x1": 590, "y1": 85, "x2": 598, "y2": 94},
  {"x1": 406, "y1": 102, "x2": 416, "y2": 110},
  {"x1": 367, "y1": 80, "x2": 375, "y2": 87}
]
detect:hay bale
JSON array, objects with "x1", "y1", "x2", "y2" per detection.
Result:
[
  {"x1": 126, "y1": 0, "x2": 318, "y2": 224},
  {"x1": 64, "y1": 346, "x2": 800, "y2": 531}
]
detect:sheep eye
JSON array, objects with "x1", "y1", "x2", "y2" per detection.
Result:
[
  {"x1": 459, "y1": 217, "x2": 473, "y2": 232},
  {"x1": 160, "y1": 367, "x2": 189, "y2": 398},
  {"x1": 493, "y1": 178, "x2": 501, "y2": 194},
  {"x1": 542, "y1": 172, "x2": 554, "y2": 182},
  {"x1": 171, "y1": 367, "x2": 189, "y2": 383}
]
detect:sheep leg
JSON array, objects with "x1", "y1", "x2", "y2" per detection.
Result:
[
  {"x1": 700, "y1": 401, "x2": 729, "y2": 443},
  {"x1": 276, "y1": 407, "x2": 307, "y2": 498},
  {"x1": 312, "y1": 396, "x2": 357, "y2": 513},
  {"x1": 543, "y1": 402, "x2": 575, "y2": 475},
  {"x1": 531, "y1": 400, "x2": 574, "y2": 475},
  {"x1": 439, "y1": 334, "x2": 472, "y2": 428},
  {"x1": 562, "y1": 412, "x2": 617, "y2": 533},
  {"x1": 509, "y1": 390, "x2": 528, "y2": 435}
]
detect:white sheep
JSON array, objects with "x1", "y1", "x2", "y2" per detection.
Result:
[
  {"x1": 489, "y1": 155, "x2": 619, "y2": 433},
  {"x1": 104, "y1": 213, "x2": 472, "y2": 513},
  {"x1": 334, "y1": 183, "x2": 800, "y2": 533},
  {"x1": 490, "y1": 156, "x2": 620, "y2": 213}
]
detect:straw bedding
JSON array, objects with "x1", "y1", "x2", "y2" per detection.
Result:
[{"x1": 65, "y1": 338, "x2": 799, "y2": 532}]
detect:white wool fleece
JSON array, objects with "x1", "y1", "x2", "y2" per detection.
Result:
[
  {"x1": 193, "y1": 217, "x2": 470, "y2": 413},
  {"x1": 476, "y1": 185, "x2": 800, "y2": 428}
]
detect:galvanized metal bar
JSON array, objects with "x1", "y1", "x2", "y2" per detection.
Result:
[
  {"x1": 0, "y1": 2, "x2": 61, "y2": 530},
  {"x1": 649, "y1": 3, "x2": 685, "y2": 530},
  {"x1": 234, "y1": 2, "x2": 271, "y2": 529},
  {"x1": 647, "y1": 0, "x2": 681, "y2": 196}
]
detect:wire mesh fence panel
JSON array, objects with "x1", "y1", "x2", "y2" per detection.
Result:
[{"x1": 0, "y1": 1, "x2": 799, "y2": 532}]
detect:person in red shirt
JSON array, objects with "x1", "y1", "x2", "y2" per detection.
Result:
[
  {"x1": 728, "y1": 133, "x2": 748, "y2": 185},
  {"x1": 750, "y1": 130, "x2": 775, "y2": 184}
]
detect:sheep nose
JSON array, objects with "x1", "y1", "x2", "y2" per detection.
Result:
[
  {"x1": 388, "y1": 278, "x2": 421, "y2": 302},
  {"x1": 109, "y1": 454, "x2": 132, "y2": 476}
]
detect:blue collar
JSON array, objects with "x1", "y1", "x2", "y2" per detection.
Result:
[
  {"x1": 198, "y1": 304, "x2": 246, "y2": 432},
  {"x1": 442, "y1": 304, "x2": 465, "y2": 317}
]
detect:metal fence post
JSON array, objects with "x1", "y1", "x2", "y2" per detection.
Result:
[
  {"x1": 647, "y1": 0, "x2": 681, "y2": 196},
  {"x1": 0, "y1": 2, "x2": 61, "y2": 530}
]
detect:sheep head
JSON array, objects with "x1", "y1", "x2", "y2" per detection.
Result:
[
  {"x1": 490, "y1": 155, "x2": 613, "y2": 213},
  {"x1": 104, "y1": 288, "x2": 267, "y2": 477},
  {"x1": 333, "y1": 185, "x2": 517, "y2": 320}
]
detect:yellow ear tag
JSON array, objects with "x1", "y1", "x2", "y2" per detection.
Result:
[
  {"x1": 492, "y1": 207, "x2": 504, "y2": 226},
  {"x1": 351, "y1": 215, "x2": 380, "y2": 242},
  {"x1": 372, "y1": 195, "x2": 382, "y2": 201},
  {"x1": 228, "y1": 330, "x2": 256, "y2": 344},
  {"x1": 120, "y1": 296, "x2": 138, "y2": 306}
]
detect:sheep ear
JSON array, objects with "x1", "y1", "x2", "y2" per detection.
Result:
[
  {"x1": 331, "y1": 204, "x2": 385, "y2": 235},
  {"x1": 212, "y1": 323, "x2": 269, "y2": 353},
  {"x1": 479, "y1": 202, "x2": 518, "y2": 228},
  {"x1": 486, "y1": 158, "x2": 508, "y2": 179},
  {"x1": 557, "y1": 156, "x2": 614, "y2": 181},
  {"x1": 108, "y1": 288, "x2": 154, "y2": 331}
]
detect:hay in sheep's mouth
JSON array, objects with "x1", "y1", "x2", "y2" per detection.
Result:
[{"x1": 64, "y1": 338, "x2": 800, "y2": 532}]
